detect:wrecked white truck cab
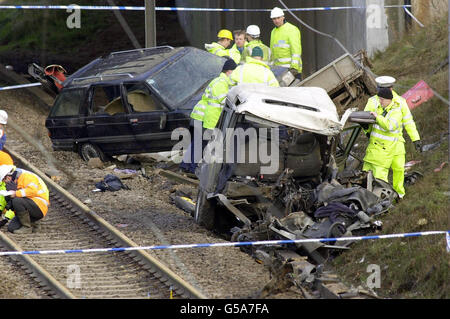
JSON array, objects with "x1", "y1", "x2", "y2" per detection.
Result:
[
  {"x1": 194, "y1": 85, "x2": 395, "y2": 263},
  {"x1": 226, "y1": 85, "x2": 352, "y2": 135}
]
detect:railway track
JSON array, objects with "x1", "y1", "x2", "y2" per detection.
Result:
[
  {"x1": 0, "y1": 69, "x2": 381, "y2": 300},
  {"x1": 0, "y1": 148, "x2": 207, "y2": 299}
]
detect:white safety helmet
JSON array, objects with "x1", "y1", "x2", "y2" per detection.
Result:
[
  {"x1": 0, "y1": 165, "x2": 15, "y2": 181},
  {"x1": 375, "y1": 76, "x2": 396, "y2": 88},
  {"x1": 0, "y1": 110, "x2": 7, "y2": 125},
  {"x1": 246, "y1": 25, "x2": 260, "y2": 38},
  {"x1": 270, "y1": 7, "x2": 285, "y2": 19}
]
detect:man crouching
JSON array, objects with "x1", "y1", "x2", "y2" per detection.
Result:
[{"x1": 0, "y1": 165, "x2": 50, "y2": 234}]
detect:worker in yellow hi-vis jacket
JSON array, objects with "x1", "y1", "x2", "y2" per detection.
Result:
[
  {"x1": 269, "y1": 7, "x2": 302, "y2": 79},
  {"x1": 362, "y1": 88, "x2": 404, "y2": 197},
  {"x1": 230, "y1": 47, "x2": 279, "y2": 87},
  {"x1": 365, "y1": 76, "x2": 422, "y2": 198},
  {"x1": 205, "y1": 29, "x2": 240, "y2": 64}
]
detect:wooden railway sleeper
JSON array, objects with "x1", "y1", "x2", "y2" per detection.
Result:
[{"x1": 3, "y1": 148, "x2": 208, "y2": 299}]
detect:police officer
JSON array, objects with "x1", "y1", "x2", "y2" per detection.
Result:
[
  {"x1": 366, "y1": 76, "x2": 422, "y2": 198},
  {"x1": 205, "y1": 29, "x2": 240, "y2": 64},
  {"x1": 230, "y1": 46, "x2": 279, "y2": 87},
  {"x1": 242, "y1": 25, "x2": 272, "y2": 64},
  {"x1": 362, "y1": 88, "x2": 403, "y2": 196},
  {"x1": 269, "y1": 7, "x2": 302, "y2": 79}
]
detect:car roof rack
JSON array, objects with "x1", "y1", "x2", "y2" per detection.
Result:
[
  {"x1": 109, "y1": 46, "x2": 174, "y2": 56},
  {"x1": 64, "y1": 46, "x2": 182, "y2": 87},
  {"x1": 71, "y1": 73, "x2": 135, "y2": 83}
]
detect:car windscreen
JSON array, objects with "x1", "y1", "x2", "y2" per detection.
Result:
[
  {"x1": 146, "y1": 50, "x2": 225, "y2": 107},
  {"x1": 49, "y1": 88, "x2": 86, "y2": 117}
]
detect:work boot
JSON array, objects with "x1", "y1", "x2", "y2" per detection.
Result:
[
  {"x1": 13, "y1": 225, "x2": 33, "y2": 234},
  {"x1": 7, "y1": 216, "x2": 21, "y2": 233},
  {"x1": 31, "y1": 220, "x2": 41, "y2": 233},
  {"x1": 12, "y1": 211, "x2": 32, "y2": 234}
]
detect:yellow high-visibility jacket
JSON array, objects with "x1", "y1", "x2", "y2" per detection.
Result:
[
  {"x1": 205, "y1": 42, "x2": 239, "y2": 64},
  {"x1": 242, "y1": 40, "x2": 272, "y2": 64},
  {"x1": 270, "y1": 22, "x2": 302, "y2": 73},
  {"x1": 365, "y1": 92, "x2": 420, "y2": 155},
  {"x1": 202, "y1": 73, "x2": 234, "y2": 129},
  {"x1": 363, "y1": 99, "x2": 403, "y2": 168},
  {"x1": 230, "y1": 42, "x2": 248, "y2": 64},
  {"x1": 0, "y1": 182, "x2": 14, "y2": 219},
  {"x1": 190, "y1": 100, "x2": 207, "y2": 122},
  {"x1": 230, "y1": 57, "x2": 279, "y2": 87}
]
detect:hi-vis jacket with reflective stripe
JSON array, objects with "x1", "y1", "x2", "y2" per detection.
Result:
[
  {"x1": 190, "y1": 99, "x2": 207, "y2": 122},
  {"x1": 270, "y1": 22, "x2": 302, "y2": 73},
  {"x1": 230, "y1": 42, "x2": 248, "y2": 64},
  {"x1": 204, "y1": 42, "x2": 239, "y2": 64},
  {"x1": 14, "y1": 168, "x2": 50, "y2": 216},
  {"x1": 202, "y1": 73, "x2": 234, "y2": 129},
  {"x1": 242, "y1": 40, "x2": 272, "y2": 64},
  {"x1": 363, "y1": 99, "x2": 403, "y2": 168},
  {"x1": 229, "y1": 57, "x2": 280, "y2": 87},
  {"x1": 365, "y1": 92, "x2": 420, "y2": 155}
]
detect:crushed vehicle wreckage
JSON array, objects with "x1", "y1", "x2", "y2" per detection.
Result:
[{"x1": 193, "y1": 85, "x2": 399, "y2": 269}]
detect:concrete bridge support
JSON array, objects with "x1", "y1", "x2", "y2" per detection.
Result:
[{"x1": 175, "y1": 1, "x2": 422, "y2": 76}]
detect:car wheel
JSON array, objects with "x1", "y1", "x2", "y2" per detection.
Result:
[
  {"x1": 79, "y1": 143, "x2": 108, "y2": 162},
  {"x1": 194, "y1": 190, "x2": 216, "y2": 230}
]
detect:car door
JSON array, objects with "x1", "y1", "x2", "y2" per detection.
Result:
[
  {"x1": 45, "y1": 87, "x2": 88, "y2": 151},
  {"x1": 85, "y1": 84, "x2": 139, "y2": 154},
  {"x1": 123, "y1": 82, "x2": 188, "y2": 152}
]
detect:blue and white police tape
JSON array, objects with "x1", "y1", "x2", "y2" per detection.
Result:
[
  {"x1": 0, "y1": 5, "x2": 144, "y2": 11},
  {"x1": 0, "y1": 5, "x2": 412, "y2": 12},
  {"x1": 447, "y1": 232, "x2": 450, "y2": 253},
  {"x1": 0, "y1": 82, "x2": 42, "y2": 91},
  {"x1": 0, "y1": 230, "x2": 448, "y2": 257},
  {"x1": 403, "y1": 5, "x2": 425, "y2": 28}
]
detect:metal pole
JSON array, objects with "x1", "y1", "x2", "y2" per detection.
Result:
[{"x1": 145, "y1": 0, "x2": 156, "y2": 48}]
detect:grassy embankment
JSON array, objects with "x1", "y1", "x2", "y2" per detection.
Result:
[
  {"x1": 0, "y1": 1, "x2": 186, "y2": 72},
  {"x1": 0, "y1": 1, "x2": 111, "y2": 53},
  {"x1": 0, "y1": 0, "x2": 146, "y2": 71},
  {"x1": 331, "y1": 16, "x2": 449, "y2": 299}
]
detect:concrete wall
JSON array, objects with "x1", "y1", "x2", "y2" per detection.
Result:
[
  {"x1": 311, "y1": 0, "x2": 367, "y2": 68},
  {"x1": 385, "y1": 0, "x2": 407, "y2": 42},
  {"x1": 366, "y1": 0, "x2": 390, "y2": 56},
  {"x1": 175, "y1": 0, "x2": 390, "y2": 76}
]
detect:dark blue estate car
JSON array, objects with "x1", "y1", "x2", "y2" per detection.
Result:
[{"x1": 45, "y1": 46, "x2": 226, "y2": 161}]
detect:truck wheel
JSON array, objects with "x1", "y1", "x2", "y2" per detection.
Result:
[
  {"x1": 79, "y1": 143, "x2": 108, "y2": 162},
  {"x1": 194, "y1": 190, "x2": 216, "y2": 230}
]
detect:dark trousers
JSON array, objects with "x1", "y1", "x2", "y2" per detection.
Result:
[
  {"x1": 12, "y1": 197, "x2": 44, "y2": 221},
  {"x1": 7, "y1": 197, "x2": 44, "y2": 232},
  {"x1": 179, "y1": 120, "x2": 207, "y2": 173}
]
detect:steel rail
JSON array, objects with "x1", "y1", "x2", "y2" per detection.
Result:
[{"x1": 0, "y1": 147, "x2": 207, "y2": 299}]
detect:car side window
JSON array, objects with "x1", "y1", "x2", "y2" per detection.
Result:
[
  {"x1": 124, "y1": 83, "x2": 166, "y2": 113},
  {"x1": 49, "y1": 88, "x2": 86, "y2": 117},
  {"x1": 90, "y1": 85, "x2": 124, "y2": 115}
]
